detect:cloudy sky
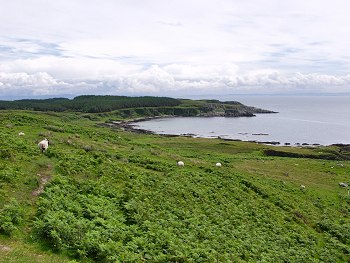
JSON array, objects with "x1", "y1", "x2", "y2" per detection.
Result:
[{"x1": 1, "y1": 0, "x2": 350, "y2": 98}]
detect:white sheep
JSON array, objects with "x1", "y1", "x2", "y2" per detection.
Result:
[
  {"x1": 38, "y1": 138, "x2": 49, "y2": 152},
  {"x1": 339, "y1": 182, "x2": 348, "y2": 188},
  {"x1": 300, "y1": 185, "x2": 306, "y2": 190},
  {"x1": 18, "y1": 132, "x2": 25, "y2": 136},
  {"x1": 177, "y1": 161, "x2": 184, "y2": 167},
  {"x1": 215, "y1": 162, "x2": 222, "y2": 167}
]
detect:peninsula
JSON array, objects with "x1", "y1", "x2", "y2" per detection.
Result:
[{"x1": 0, "y1": 95, "x2": 276, "y2": 119}]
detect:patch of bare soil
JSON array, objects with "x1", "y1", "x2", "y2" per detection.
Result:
[
  {"x1": 0, "y1": 245, "x2": 12, "y2": 252},
  {"x1": 32, "y1": 164, "x2": 52, "y2": 197}
]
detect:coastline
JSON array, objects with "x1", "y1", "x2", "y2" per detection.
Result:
[{"x1": 101, "y1": 116, "x2": 349, "y2": 147}]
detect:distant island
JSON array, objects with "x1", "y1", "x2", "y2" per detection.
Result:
[{"x1": 0, "y1": 95, "x2": 276, "y2": 119}]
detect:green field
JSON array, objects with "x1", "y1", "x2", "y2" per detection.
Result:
[{"x1": 0, "y1": 110, "x2": 349, "y2": 262}]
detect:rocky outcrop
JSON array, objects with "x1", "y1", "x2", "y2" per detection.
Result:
[
  {"x1": 101, "y1": 100, "x2": 277, "y2": 135},
  {"x1": 198, "y1": 102, "x2": 276, "y2": 117}
]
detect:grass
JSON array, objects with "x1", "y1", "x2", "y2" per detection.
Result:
[
  {"x1": 0, "y1": 110, "x2": 349, "y2": 262},
  {"x1": 0, "y1": 235, "x2": 71, "y2": 263}
]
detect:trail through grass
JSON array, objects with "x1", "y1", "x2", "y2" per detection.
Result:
[{"x1": 0, "y1": 110, "x2": 349, "y2": 262}]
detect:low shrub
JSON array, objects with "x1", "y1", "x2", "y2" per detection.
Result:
[{"x1": 0, "y1": 199, "x2": 24, "y2": 235}]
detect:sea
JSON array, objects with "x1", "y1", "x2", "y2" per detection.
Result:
[{"x1": 132, "y1": 95, "x2": 350, "y2": 146}]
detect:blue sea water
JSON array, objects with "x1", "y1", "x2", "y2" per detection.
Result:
[{"x1": 133, "y1": 95, "x2": 350, "y2": 146}]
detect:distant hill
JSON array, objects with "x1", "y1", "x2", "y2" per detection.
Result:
[
  {"x1": 0, "y1": 95, "x2": 276, "y2": 117},
  {"x1": 0, "y1": 95, "x2": 181, "y2": 113}
]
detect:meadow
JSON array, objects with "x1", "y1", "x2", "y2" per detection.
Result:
[{"x1": 0, "y1": 109, "x2": 349, "y2": 262}]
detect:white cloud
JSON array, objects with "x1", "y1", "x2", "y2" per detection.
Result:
[
  {"x1": 0, "y1": 72, "x2": 58, "y2": 87},
  {"x1": 0, "y1": 56, "x2": 142, "y2": 80},
  {"x1": 1, "y1": 64, "x2": 350, "y2": 97},
  {"x1": 0, "y1": 0, "x2": 350, "y2": 97},
  {"x1": 163, "y1": 64, "x2": 239, "y2": 80}
]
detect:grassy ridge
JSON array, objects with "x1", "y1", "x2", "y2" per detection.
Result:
[
  {"x1": 0, "y1": 110, "x2": 349, "y2": 262},
  {"x1": 0, "y1": 96, "x2": 274, "y2": 117},
  {"x1": 0, "y1": 96, "x2": 181, "y2": 113}
]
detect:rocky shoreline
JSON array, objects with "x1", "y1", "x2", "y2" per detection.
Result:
[
  {"x1": 101, "y1": 116, "x2": 347, "y2": 147},
  {"x1": 101, "y1": 116, "x2": 169, "y2": 135}
]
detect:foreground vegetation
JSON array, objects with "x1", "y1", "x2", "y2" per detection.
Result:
[{"x1": 0, "y1": 109, "x2": 350, "y2": 262}]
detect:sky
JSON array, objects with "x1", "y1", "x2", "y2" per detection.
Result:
[{"x1": 1, "y1": 0, "x2": 350, "y2": 98}]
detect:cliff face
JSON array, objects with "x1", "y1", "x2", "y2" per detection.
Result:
[
  {"x1": 0, "y1": 96, "x2": 277, "y2": 118},
  {"x1": 197, "y1": 102, "x2": 276, "y2": 117},
  {"x1": 98, "y1": 101, "x2": 277, "y2": 122},
  {"x1": 198, "y1": 110, "x2": 255, "y2": 117}
]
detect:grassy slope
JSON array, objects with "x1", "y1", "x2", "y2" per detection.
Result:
[{"x1": 0, "y1": 110, "x2": 349, "y2": 262}]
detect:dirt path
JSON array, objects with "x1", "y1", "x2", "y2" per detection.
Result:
[
  {"x1": 0, "y1": 245, "x2": 12, "y2": 252},
  {"x1": 31, "y1": 164, "x2": 52, "y2": 197}
]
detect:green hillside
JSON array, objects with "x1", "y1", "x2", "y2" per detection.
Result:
[
  {"x1": 0, "y1": 96, "x2": 274, "y2": 117},
  {"x1": 0, "y1": 96, "x2": 181, "y2": 113},
  {"x1": 0, "y1": 109, "x2": 349, "y2": 262}
]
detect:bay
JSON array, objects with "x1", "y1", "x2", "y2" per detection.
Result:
[{"x1": 133, "y1": 95, "x2": 350, "y2": 146}]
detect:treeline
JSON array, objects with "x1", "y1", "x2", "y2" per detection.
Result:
[
  {"x1": 0, "y1": 95, "x2": 181, "y2": 113},
  {"x1": 111, "y1": 107, "x2": 200, "y2": 119}
]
